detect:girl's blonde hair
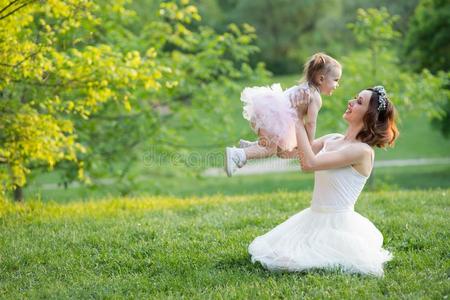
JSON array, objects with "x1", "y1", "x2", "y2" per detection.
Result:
[{"x1": 302, "y1": 52, "x2": 341, "y2": 87}]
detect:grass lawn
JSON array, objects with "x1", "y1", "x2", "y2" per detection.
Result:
[
  {"x1": 25, "y1": 164, "x2": 450, "y2": 203},
  {"x1": 1, "y1": 189, "x2": 448, "y2": 298}
]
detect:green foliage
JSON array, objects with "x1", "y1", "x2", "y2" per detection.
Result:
[
  {"x1": 347, "y1": 7, "x2": 450, "y2": 139},
  {"x1": 431, "y1": 95, "x2": 450, "y2": 138},
  {"x1": 226, "y1": 0, "x2": 335, "y2": 74},
  {"x1": 0, "y1": 190, "x2": 449, "y2": 297},
  {"x1": 403, "y1": 0, "x2": 450, "y2": 73},
  {"x1": 347, "y1": 7, "x2": 401, "y2": 79},
  {"x1": 323, "y1": 8, "x2": 450, "y2": 138},
  {"x1": 348, "y1": 7, "x2": 401, "y2": 46},
  {"x1": 0, "y1": 0, "x2": 268, "y2": 199},
  {"x1": 322, "y1": 51, "x2": 450, "y2": 134},
  {"x1": 403, "y1": 0, "x2": 450, "y2": 138},
  {"x1": 0, "y1": 0, "x2": 166, "y2": 196},
  {"x1": 195, "y1": 0, "x2": 421, "y2": 74},
  {"x1": 73, "y1": 1, "x2": 269, "y2": 195}
]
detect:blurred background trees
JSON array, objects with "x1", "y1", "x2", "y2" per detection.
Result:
[
  {"x1": 195, "y1": 0, "x2": 421, "y2": 74},
  {"x1": 403, "y1": 0, "x2": 450, "y2": 137},
  {"x1": 1, "y1": 0, "x2": 448, "y2": 201},
  {"x1": 0, "y1": 0, "x2": 267, "y2": 200}
]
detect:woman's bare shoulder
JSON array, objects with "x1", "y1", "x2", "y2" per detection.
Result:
[
  {"x1": 356, "y1": 141, "x2": 374, "y2": 152},
  {"x1": 348, "y1": 142, "x2": 374, "y2": 160},
  {"x1": 325, "y1": 133, "x2": 344, "y2": 140}
]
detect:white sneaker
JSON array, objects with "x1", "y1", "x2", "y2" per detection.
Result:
[
  {"x1": 224, "y1": 147, "x2": 247, "y2": 177},
  {"x1": 239, "y1": 139, "x2": 258, "y2": 148}
]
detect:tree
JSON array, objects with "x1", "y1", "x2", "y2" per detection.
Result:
[
  {"x1": 347, "y1": 7, "x2": 401, "y2": 82},
  {"x1": 403, "y1": 0, "x2": 450, "y2": 137},
  {"x1": 319, "y1": 7, "x2": 449, "y2": 188},
  {"x1": 404, "y1": 0, "x2": 450, "y2": 73},
  {"x1": 217, "y1": 0, "x2": 335, "y2": 74},
  {"x1": 0, "y1": 0, "x2": 268, "y2": 201},
  {"x1": 192, "y1": 0, "x2": 421, "y2": 75},
  {"x1": 1, "y1": 0, "x2": 153, "y2": 201}
]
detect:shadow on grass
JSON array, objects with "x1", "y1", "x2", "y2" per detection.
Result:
[{"x1": 213, "y1": 253, "x2": 373, "y2": 280}]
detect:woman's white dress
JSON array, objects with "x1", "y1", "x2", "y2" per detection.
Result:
[{"x1": 248, "y1": 138, "x2": 393, "y2": 277}]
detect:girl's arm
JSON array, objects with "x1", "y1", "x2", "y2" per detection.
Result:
[
  {"x1": 305, "y1": 100, "x2": 320, "y2": 145},
  {"x1": 295, "y1": 120, "x2": 371, "y2": 172},
  {"x1": 289, "y1": 87, "x2": 328, "y2": 154}
]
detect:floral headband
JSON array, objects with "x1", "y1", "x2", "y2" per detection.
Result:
[{"x1": 373, "y1": 85, "x2": 388, "y2": 111}]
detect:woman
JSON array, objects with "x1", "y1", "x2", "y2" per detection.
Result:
[{"x1": 248, "y1": 86, "x2": 399, "y2": 277}]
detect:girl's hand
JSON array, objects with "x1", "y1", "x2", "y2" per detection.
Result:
[{"x1": 289, "y1": 88, "x2": 311, "y2": 119}]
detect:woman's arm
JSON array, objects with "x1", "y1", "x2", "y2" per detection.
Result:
[
  {"x1": 277, "y1": 133, "x2": 338, "y2": 159},
  {"x1": 291, "y1": 88, "x2": 370, "y2": 171},
  {"x1": 295, "y1": 121, "x2": 370, "y2": 172},
  {"x1": 310, "y1": 133, "x2": 341, "y2": 154}
]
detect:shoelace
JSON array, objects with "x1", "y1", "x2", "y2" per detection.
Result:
[{"x1": 232, "y1": 152, "x2": 244, "y2": 168}]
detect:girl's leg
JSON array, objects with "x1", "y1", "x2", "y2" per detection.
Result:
[
  {"x1": 243, "y1": 129, "x2": 277, "y2": 160},
  {"x1": 276, "y1": 147, "x2": 299, "y2": 159},
  {"x1": 224, "y1": 127, "x2": 277, "y2": 177},
  {"x1": 239, "y1": 123, "x2": 261, "y2": 148},
  {"x1": 239, "y1": 139, "x2": 258, "y2": 148}
]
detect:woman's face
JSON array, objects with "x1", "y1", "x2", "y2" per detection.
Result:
[{"x1": 343, "y1": 90, "x2": 371, "y2": 123}]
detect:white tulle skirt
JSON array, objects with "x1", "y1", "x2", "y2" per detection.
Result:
[
  {"x1": 241, "y1": 83, "x2": 298, "y2": 151},
  {"x1": 248, "y1": 207, "x2": 393, "y2": 277}
]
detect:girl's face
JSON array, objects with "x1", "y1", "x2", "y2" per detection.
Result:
[
  {"x1": 318, "y1": 67, "x2": 341, "y2": 96},
  {"x1": 343, "y1": 90, "x2": 371, "y2": 123}
]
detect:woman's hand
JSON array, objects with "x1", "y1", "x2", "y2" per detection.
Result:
[{"x1": 289, "y1": 88, "x2": 311, "y2": 120}]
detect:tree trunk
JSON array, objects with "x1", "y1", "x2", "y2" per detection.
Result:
[{"x1": 13, "y1": 186, "x2": 24, "y2": 202}]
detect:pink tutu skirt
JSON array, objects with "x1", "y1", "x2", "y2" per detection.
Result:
[{"x1": 241, "y1": 83, "x2": 298, "y2": 151}]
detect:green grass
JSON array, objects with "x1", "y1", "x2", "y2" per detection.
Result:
[
  {"x1": 25, "y1": 164, "x2": 450, "y2": 203},
  {"x1": 1, "y1": 189, "x2": 448, "y2": 298}
]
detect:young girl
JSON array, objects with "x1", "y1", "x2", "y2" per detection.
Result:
[{"x1": 224, "y1": 52, "x2": 342, "y2": 177}]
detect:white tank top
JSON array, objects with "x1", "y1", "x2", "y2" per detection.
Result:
[{"x1": 310, "y1": 137, "x2": 373, "y2": 213}]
